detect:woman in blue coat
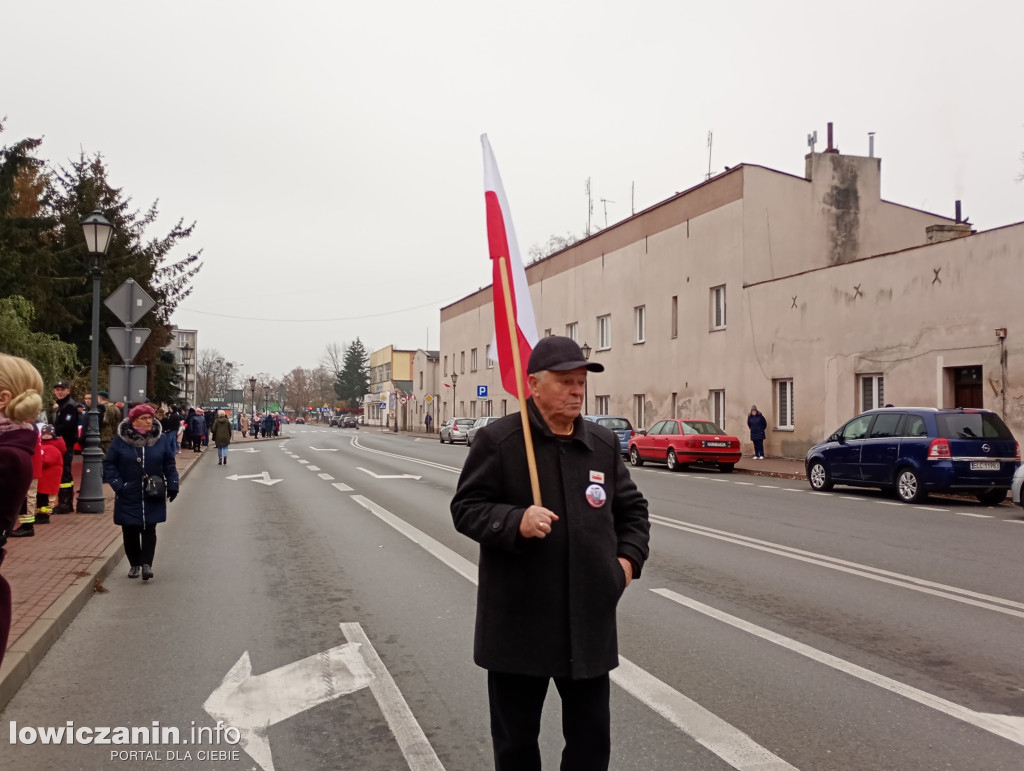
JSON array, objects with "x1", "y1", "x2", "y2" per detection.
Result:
[
  {"x1": 103, "y1": 404, "x2": 179, "y2": 581},
  {"x1": 747, "y1": 405, "x2": 768, "y2": 460}
]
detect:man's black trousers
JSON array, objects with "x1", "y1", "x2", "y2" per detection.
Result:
[{"x1": 487, "y1": 670, "x2": 610, "y2": 771}]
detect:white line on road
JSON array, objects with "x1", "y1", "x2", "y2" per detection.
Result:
[
  {"x1": 353, "y1": 495, "x2": 794, "y2": 768},
  {"x1": 307, "y1": 465, "x2": 321, "y2": 472},
  {"x1": 782, "y1": 488, "x2": 804, "y2": 493},
  {"x1": 351, "y1": 437, "x2": 460, "y2": 474},
  {"x1": 839, "y1": 496, "x2": 864, "y2": 500},
  {"x1": 357, "y1": 467, "x2": 422, "y2": 480},
  {"x1": 733, "y1": 482, "x2": 755, "y2": 486},
  {"x1": 297, "y1": 459, "x2": 309, "y2": 464},
  {"x1": 915, "y1": 506, "x2": 949, "y2": 512},
  {"x1": 331, "y1": 483, "x2": 353, "y2": 492},
  {"x1": 877, "y1": 501, "x2": 902, "y2": 506},
  {"x1": 758, "y1": 485, "x2": 779, "y2": 489},
  {"x1": 958, "y1": 512, "x2": 994, "y2": 519},
  {"x1": 340, "y1": 623, "x2": 445, "y2": 771},
  {"x1": 653, "y1": 588, "x2": 1024, "y2": 749},
  {"x1": 810, "y1": 492, "x2": 831, "y2": 496},
  {"x1": 318, "y1": 473, "x2": 335, "y2": 480},
  {"x1": 649, "y1": 514, "x2": 1024, "y2": 618}
]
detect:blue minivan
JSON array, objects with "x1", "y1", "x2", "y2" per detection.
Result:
[
  {"x1": 583, "y1": 415, "x2": 634, "y2": 456},
  {"x1": 805, "y1": 408, "x2": 1019, "y2": 504}
]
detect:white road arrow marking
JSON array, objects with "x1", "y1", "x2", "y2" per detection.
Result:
[
  {"x1": 331, "y1": 482, "x2": 353, "y2": 492},
  {"x1": 229, "y1": 448, "x2": 261, "y2": 453},
  {"x1": 227, "y1": 472, "x2": 282, "y2": 486},
  {"x1": 204, "y1": 643, "x2": 374, "y2": 771},
  {"x1": 357, "y1": 467, "x2": 422, "y2": 480},
  {"x1": 310, "y1": 447, "x2": 339, "y2": 451}
]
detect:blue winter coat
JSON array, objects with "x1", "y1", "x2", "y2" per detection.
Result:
[
  {"x1": 103, "y1": 419, "x2": 179, "y2": 527},
  {"x1": 747, "y1": 412, "x2": 768, "y2": 441}
]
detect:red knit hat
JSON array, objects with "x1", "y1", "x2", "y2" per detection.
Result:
[{"x1": 128, "y1": 404, "x2": 157, "y2": 422}]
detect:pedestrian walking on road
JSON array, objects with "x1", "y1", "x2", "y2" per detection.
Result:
[
  {"x1": 104, "y1": 404, "x2": 179, "y2": 581},
  {"x1": 451, "y1": 336, "x2": 650, "y2": 771},
  {"x1": 748, "y1": 405, "x2": 768, "y2": 459},
  {"x1": 424, "y1": 412, "x2": 432, "y2": 434},
  {"x1": 0, "y1": 354, "x2": 45, "y2": 668},
  {"x1": 212, "y1": 410, "x2": 232, "y2": 465}
]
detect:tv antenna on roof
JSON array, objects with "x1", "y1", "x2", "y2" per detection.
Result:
[
  {"x1": 706, "y1": 131, "x2": 713, "y2": 181},
  {"x1": 600, "y1": 198, "x2": 615, "y2": 227}
]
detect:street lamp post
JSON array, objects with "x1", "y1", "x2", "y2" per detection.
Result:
[
  {"x1": 249, "y1": 377, "x2": 257, "y2": 421},
  {"x1": 263, "y1": 385, "x2": 268, "y2": 414},
  {"x1": 580, "y1": 342, "x2": 592, "y2": 415},
  {"x1": 77, "y1": 210, "x2": 114, "y2": 513},
  {"x1": 451, "y1": 372, "x2": 458, "y2": 417},
  {"x1": 180, "y1": 341, "x2": 193, "y2": 406}
]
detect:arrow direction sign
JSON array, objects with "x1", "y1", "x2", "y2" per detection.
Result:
[
  {"x1": 226, "y1": 472, "x2": 282, "y2": 486},
  {"x1": 107, "y1": 326, "x2": 150, "y2": 363},
  {"x1": 357, "y1": 467, "x2": 422, "y2": 480},
  {"x1": 204, "y1": 644, "x2": 374, "y2": 771}
]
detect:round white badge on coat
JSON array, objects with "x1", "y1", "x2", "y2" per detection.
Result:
[{"x1": 585, "y1": 483, "x2": 607, "y2": 508}]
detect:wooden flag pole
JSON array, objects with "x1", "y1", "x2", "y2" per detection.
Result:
[{"x1": 498, "y1": 255, "x2": 542, "y2": 506}]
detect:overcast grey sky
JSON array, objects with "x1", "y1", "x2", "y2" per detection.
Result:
[{"x1": 5, "y1": 1, "x2": 1022, "y2": 380}]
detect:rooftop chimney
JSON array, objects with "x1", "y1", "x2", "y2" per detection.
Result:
[{"x1": 926, "y1": 200, "x2": 973, "y2": 243}]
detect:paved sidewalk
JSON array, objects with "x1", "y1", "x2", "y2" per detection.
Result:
[{"x1": 0, "y1": 432, "x2": 281, "y2": 711}]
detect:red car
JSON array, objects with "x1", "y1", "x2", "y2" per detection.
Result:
[{"x1": 629, "y1": 419, "x2": 741, "y2": 473}]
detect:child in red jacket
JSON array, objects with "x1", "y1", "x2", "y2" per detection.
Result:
[{"x1": 37, "y1": 425, "x2": 65, "y2": 519}]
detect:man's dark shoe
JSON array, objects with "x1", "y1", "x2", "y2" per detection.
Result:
[
  {"x1": 34, "y1": 513, "x2": 51, "y2": 524},
  {"x1": 128, "y1": 566, "x2": 140, "y2": 579},
  {"x1": 9, "y1": 524, "x2": 34, "y2": 537},
  {"x1": 141, "y1": 564, "x2": 154, "y2": 581}
]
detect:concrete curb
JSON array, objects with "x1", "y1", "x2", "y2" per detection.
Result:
[{"x1": 0, "y1": 453, "x2": 205, "y2": 712}]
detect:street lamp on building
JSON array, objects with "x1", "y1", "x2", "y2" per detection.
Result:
[
  {"x1": 179, "y1": 341, "x2": 193, "y2": 406},
  {"x1": 77, "y1": 210, "x2": 114, "y2": 513},
  {"x1": 580, "y1": 342, "x2": 592, "y2": 415},
  {"x1": 451, "y1": 372, "x2": 458, "y2": 417}
]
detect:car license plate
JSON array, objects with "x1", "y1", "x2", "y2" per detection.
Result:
[
  {"x1": 704, "y1": 441, "x2": 729, "y2": 447},
  {"x1": 970, "y1": 461, "x2": 1000, "y2": 471}
]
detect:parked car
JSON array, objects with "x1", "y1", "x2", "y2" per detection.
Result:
[
  {"x1": 628, "y1": 419, "x2": 741, "y2": 472},
  {"x1": 583, "y1": 415, "x2": 634, "y2": 456},
  {"x1": 466, "y1": 416, "x2": 501, "y2": 446},
  {"x1": 805, "y1": 407, "x2": 1019, "y2": 504},
  {"x1": 1012, "y1": 464, "x2": 1024, "y2": 508},
  {"x1": 439, "y1": 417, "x2": 476, "y2": 444},
  {"x1": 342, "y1": 416, "x2": 359, "y2": 428},
  {"x1": 295, "y1": 417, "x2": 305, "y2": 424}
]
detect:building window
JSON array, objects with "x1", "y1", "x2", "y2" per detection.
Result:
[
  {"x1": 671, "y1": 296, "x2": 678, "y2": 339},
  {"x1": 419, "y1": 371, "x2": 423, "y2": 390},
  {"x1": 596, "y1": 395, "x2": 609, "y2": 414},
  {"x1": 470, "y1": 400, "x2": 477, "y2": 418},
  {"x1": 486, "y1": 344, "x2": 494, "y2": 369},
  {"x1": 485, "y1": 400, "x2": 493, "y2": 416},
  {"x1": 501, "y1": 399, "x2": 507, "y2": 416},
  {"x1": 671, "y1": 392, "x2": 677, "y2": 419},
  {"x1": 634, "y1": 394, "x2": 646, "y2": 430},
  {"x1": 597, "y1": 314, "x2": 611, "y2": 350},
  {"x1": 460, "y1": 351, "x2": 465, "y2": 374},
  {"x1": 710, "y1": 390, "x2": 725, "y2": 429},
  {"x1": 544, "y1": 328, "x2": 552, "y2": 337},
  {"x1": 634, "y1": 305, "x2": 646, "y2": 344},
  {"x1": 711, "y1": 285, "x2": 726, "y2": 330},
  {"x1": 861, "y1": 374, "x2": 884, "y2": 411},
  {"x1": 566, "y1": 322, "x2": 578, "y2": 342},
  {"x1": 471, "y1": 348, "x2": 478, "y2": 372},
  {"x1": 775, "y1": 379, "x2": 794, "y2": 429},
  {"x1": 443, "y1": 356, "x2": 447, "y2": 376}
]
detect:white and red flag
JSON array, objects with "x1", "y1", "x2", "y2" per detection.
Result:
[{"x1": 482, "y1": 134, "x2": 539, "y2": 398}]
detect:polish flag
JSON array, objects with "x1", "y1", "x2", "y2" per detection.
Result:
[{"x1": 482, "y1": 135, "x2": 539, "y2": 399}]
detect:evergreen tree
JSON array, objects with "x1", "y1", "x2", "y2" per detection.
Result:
[
  {"x1": 335, "y1": 338, "x2": 369, "y2": 406},
  {"x1": 0, "y1": 296, "x2": 79, "y2": 390}
]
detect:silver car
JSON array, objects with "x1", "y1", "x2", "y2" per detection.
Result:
[
  {"x1": 466, "y1": 416, "x2": 501, "y2": 447},
  {"x1": 1012, "y1": 464, "x2": 1024, "y2": 508},
  {"x1": 439, "y1": 417, "x2": 476, "y2": 444}
]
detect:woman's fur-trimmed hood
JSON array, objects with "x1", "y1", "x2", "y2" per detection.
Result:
[{"x1": 117, "y1": 418, "x2": 162, "y2": 447}]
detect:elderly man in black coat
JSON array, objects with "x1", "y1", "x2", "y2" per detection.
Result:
[{"x1": 451, "y1": 336, "x2": 650, "y2": 771}]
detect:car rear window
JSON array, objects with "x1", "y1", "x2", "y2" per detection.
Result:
[
  {"x1": 597, "y1": 418, "x2": 632, "y2": 431},
  {"x1": 455, "y1": 419, "x2": 476, "y2": 428},
  {"x1": 936, "y1": 412, "x2": 1014, "y2": 440},
  {"x1": 682, "y1": 421, "x2": 725, "y2": 435}
]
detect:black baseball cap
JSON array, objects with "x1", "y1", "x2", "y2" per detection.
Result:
[
  {"x1": 54, "y1": 380, "x2": 69, "y2": 389},
  {"x1": 527, "y1": 336, "x2": 604, "y2": 374}
]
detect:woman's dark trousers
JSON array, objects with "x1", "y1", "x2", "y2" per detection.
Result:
[{"x1": 122, "y1": 525, "x2": 158, "y2": 566}]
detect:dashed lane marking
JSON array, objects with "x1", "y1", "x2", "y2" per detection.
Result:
[{"x1": 318, "y1": 473, "x2": 334, "y2": 480}]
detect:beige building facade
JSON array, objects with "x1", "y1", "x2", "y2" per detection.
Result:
[
  {"x1": 440, "y1": 148, "x2": 1024, "y2": 457},
  {"x1": 364, "y1": 345, "x2": 416, "y2": 429}
]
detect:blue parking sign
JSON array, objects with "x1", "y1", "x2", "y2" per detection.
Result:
[{"x1": 477, "y1": 385, "x2": 488, "y2": 398}]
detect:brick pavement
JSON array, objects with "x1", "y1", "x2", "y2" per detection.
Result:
[{"x1": 0, "y1": 431, "x2": 282, "y2": 711}]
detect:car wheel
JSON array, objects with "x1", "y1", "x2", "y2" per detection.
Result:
[
  {"x1": 666, "y1": 449, "x2": 679, "y2": 471},
  {"x1": 629, "y1": 446, "x2": 644, "y2": 467},
  {"x1": 466, "y1": 437, "x2": 472, "y2": 447},
  {"x1": 718, "y1": 463, "x2": 735, "y2": 474},
  {"x1": 439, "y1": 435, "x2": 444, "y2": 443},
  {"x1": 807, "y1": 460, "x2": 833, "y2": 491},
  {"x1": 895, "y1": 467, "x2": 926, "y2": 503},
  {"x1": 976, "y1": 489, "x2": 1007, "y2": 506}
]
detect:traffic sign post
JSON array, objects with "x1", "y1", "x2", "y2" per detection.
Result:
[{"x1": 477, "y1": 385, "x2": 488, "y2": 399}]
